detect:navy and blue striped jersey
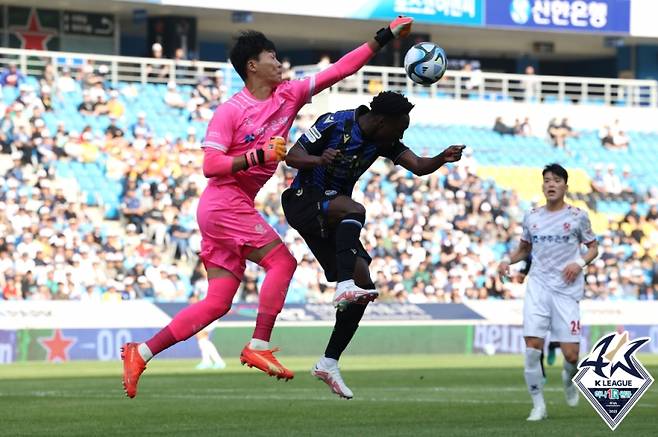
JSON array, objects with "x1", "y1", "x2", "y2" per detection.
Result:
[{"x1": 290, "y1": 106, "x2": 409, "y2": 196}]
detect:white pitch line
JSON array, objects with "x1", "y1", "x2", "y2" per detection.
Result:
[{"x1": 3, "y1": 390, "x2": 655, "y2": 408}]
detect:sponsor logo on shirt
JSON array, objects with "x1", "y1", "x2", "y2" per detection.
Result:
[{"x1": 533, "y1": 235, "x2": 570, "y2": 243}]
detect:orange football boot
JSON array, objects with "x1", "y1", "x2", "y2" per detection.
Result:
[
  {"x1": 240, "y1": 344, "x2": 294, "y2": 380},
  {"x1": 121, "y1": 342, "x2": 147, "y2": 398}
]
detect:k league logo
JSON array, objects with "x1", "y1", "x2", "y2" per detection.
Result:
[{"x1": 573, "y1": 331, "x2": 654, "y2": 430}]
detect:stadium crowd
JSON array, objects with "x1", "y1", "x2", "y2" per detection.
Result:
[{"x1": 1, "y1": 61, "x2": 657, "y2": 303}]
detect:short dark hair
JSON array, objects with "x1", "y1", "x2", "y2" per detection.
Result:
[
  {"x1": 370, "y1": 91, "x2": 414, "y2": 116},
  {"x1": 542, "y1": 163, "x2": 568, "y2": 183},
  {"x1": 229, "y1": 31, "x2": 276, "y2": 82}
]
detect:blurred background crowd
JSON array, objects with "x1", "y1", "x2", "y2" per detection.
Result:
[{"x1": 1, "y1": 60, "x2": 657, "y2": 304}]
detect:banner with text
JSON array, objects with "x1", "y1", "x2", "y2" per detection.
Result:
[
  {"x1": 486, "y1": 0, "x2": 631, "y2": 34},
  {"x1": 113, "y1": 0, "x2": 485, "y2": 26}
]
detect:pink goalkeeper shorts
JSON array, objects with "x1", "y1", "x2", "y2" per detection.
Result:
[{"x1": 197, "y1": 184, "x2": 280, "y2": 280}]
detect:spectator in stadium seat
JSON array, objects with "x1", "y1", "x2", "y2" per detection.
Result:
[
  {"x1": 77, "y1": 91, "x2": 96, "y2": 116},
  {"x1": 619, "y1": 166, "x2": 641, "y2": 201},
  {"x1": 164, "y1": 81, "x2": 186, "y2": 109},
  {"x1": 462, "y1": 62, "x2": 482, "y2": 97},
  {"x1": 600, "y1": 125, "x2": 615, "y2": 149},
  {"x1": 168, "y1": 216, "x2": 192, "y2": 260},
  {"x1": 613, "y1": 130, "x2": 630, "y2": 150},
  {"x1": 121, "y1": 189, "x2": 145, "y2": 233},
  {"x1": 105, "y1": 115, "x2": 124, "y2": 139},
  {"x1": 548, "y1": 117, "x2": 577, "y2": 149},
  {"x1": 547, "y1": 118, "x2": 563, "y2": 148},
  {"x1": 210, "y1": 69, "x2": 228, "y2": 103},
  {"x1": 493, "y1": 116, "x2": 515, "y2": 135},
  {"x1": 173, "y1": 47, "x2": 190, "y2": 82},
  {"x1": 622, "y1": 202, "x2": 641, "y2": 226},
  {"x1": 560, "y1": 117, "x2": 578, "y2": 138},
  {"x1": 56, "y1": 66, "x2": 77, "y2": 94},
  {"x1": 646, "y1": 204, "x2": 658, "y2": 224},
  {"x1": 15, "y1": 84, "x2": 33, "y2": 109},
  {"x1": 39, "y1": 85, "x2": 54, "y2": 112},
  {"x1": 522, "y1": 65, "x2": 540, "y2": 102},
  {"x1": 518, "y1": 117, "x2": 533, "y2": 136},
  {"x1": 603, "y1": 164, "x2": 622, "y2": 197},
  {"x1": 40, "y1": 63, "x2": 57, "y2": 89},
  {"x1": 0, "y1": 63, "x2": 25, "y2": 87},
  {"x1": 590, "y1": 164, "x2": 607, "y2": 197},
  {"x1": 146, "y1": 42, "x2": 168, "y2": 78},
  {"x1": 78, "y1": 61, "x2": 103, "y2": 90},
  {"x1": 131, "y1": 112, "x2": 153, "y2": 138},
  {"x1": 89, "y1": 80, "x2": 108, "y2": 104}
]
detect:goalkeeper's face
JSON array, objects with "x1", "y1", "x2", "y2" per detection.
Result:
[{"x1": 250, "y1": 50, "x2": 283, "y2": 85}]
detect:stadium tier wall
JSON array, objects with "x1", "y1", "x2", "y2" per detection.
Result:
[{"x1": 2, "y1": 301, "x2": 658, "y2": 363}]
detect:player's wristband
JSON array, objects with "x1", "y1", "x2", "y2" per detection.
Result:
[
  {"x1": 501, "y1": 256, "x2": 511, "y2": 264},
  {"x1": 576, "y1": 258, "x2": 587, "y2": 268},
  {"x1": 374, "y1": 27, "x2": 395, "y2": 48},
  {"x1": 244, "y1": 148, "x2": 265, "y2": 168}
]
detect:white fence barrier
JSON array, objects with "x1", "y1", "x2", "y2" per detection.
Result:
[{"x1": 1, "y1": 47, "x2": 656, "y2": 107}]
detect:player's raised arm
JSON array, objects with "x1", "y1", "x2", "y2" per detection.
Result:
[
  {"x1": 312, "y1": 16, "x2": 413, "y2": 95},
  {"x1": 396, "y1": 144, "x2": 466, "y2": 176}
]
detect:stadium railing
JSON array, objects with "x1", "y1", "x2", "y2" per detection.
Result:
[
  {"x1": 295, "y1": 65, "x2": 658, "y2": 107},
  {"x1": 0, "y1": 47, "x2": 656, "y2": 107}
]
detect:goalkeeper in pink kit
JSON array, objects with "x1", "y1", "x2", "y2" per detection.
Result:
[{"x1": 121, "y1": 17, "x2": 414, "y2": 397}]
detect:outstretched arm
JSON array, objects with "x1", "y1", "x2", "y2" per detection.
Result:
[
  {"x1": 396, "y1": 145, "x2": 466, "y2": 176},
  {"x1": 313, "y1": 17, "x2": 413, "y2": 95}
]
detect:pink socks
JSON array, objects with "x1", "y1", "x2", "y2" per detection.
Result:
[
  {"x1": 252, "y1": 244, "x2": 297, "y2": 342},
  {"x1": 145, "y1": 275, "x2": 240, "y2": 356}
]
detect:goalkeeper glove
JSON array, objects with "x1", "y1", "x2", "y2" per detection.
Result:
[
  {"x1": 245, "y1": 136, "x2": 287, "y2": 168},
  {"x1": 374, "y1": 16, "x2": 414, "y2": 48}
]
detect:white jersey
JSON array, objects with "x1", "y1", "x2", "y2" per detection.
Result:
[{"x1": 522, "y1": 204, "x2": 596, "y2": 299}]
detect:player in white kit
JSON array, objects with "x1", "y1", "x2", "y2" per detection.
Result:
[{"x1": 497, "y1": 164, "x2": 599, "y2": 421}]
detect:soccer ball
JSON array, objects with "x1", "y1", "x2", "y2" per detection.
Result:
[{"x1": 404, "y1": 42, "x2": 448, "y2": 86}]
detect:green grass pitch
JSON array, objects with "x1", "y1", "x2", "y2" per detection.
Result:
[{"x1": 2, "y1": 355, "x2": 657, "y2": 436}]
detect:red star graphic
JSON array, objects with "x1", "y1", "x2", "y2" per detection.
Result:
[
  {"x1": 38, "y1": 329, "x2": 76, "y2": 362},
  {"x1": 12, "y1": 9, "x2": 56, "y2": 51}
]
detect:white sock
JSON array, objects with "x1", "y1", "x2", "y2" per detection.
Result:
[
  {"x1": 563, "y1": 360, "x2": 578, "y2": 386},
  {"x1": 198, "y1": 339, "x2": 212, "y2": 365},
  {"x1": 249, "y1": 338, "x2": 270, "y2": 350},
  {"x1": 524, "y1": 348, "x2": 545, "y2": 409},
  {"x1": 320, "y1": 356, "x2": 338, "y2": 368},
  {"x1": 138, "y1": 342, "x2": 153, "y2": 362},
  {"x1": 205, "y1": 340, "x2": 224, "y2": 364}
]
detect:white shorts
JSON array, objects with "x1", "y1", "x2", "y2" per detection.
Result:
[{"x1": 523, "y1": 280, "x2": 581, "y2": 343}]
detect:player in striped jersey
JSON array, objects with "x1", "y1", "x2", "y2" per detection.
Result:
[
  {"x1": 498, "y1": 163, "x2": 599, "y2": 421},
  {"x1": 282, "y1": 91, "x2": 466, "y2": 398}
]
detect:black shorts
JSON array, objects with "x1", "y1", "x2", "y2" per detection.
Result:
[{"x1": 281, "y1": 187, "x2": 371, "y2": 282}]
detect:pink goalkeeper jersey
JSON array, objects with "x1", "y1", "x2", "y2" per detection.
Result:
[{"x1": 202, "y1": 78, "x2": 314, "y2": 200}]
